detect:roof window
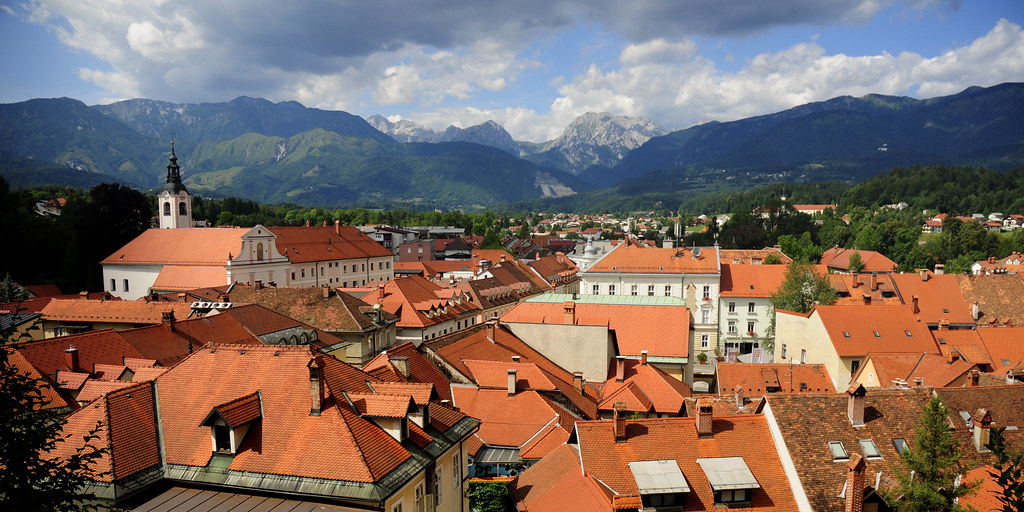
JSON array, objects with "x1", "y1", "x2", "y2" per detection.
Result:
[
  {"x1": 905, "y1": 330, "x2": 912, "y2": 337},
  {"x1": 859, "y1": 439, "x2": 882, "y2": 459},
  {"x1": 828, "y1": 441, "x2": 849, "y2": 460},
  {"x1": 843, "y1": 331, "x2": 850, "y2": 338},
  {"x1": 872, "y1": 331, "x2": 880, "y2": 338},
  {"x1": 892, "y1": 438, "x2": 908, "y2": 454}
]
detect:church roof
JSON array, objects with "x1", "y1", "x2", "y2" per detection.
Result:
[{"x1": 101, "y1": 228, "x2": 248, "y2": 266}]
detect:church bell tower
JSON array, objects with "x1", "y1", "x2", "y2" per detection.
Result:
[{"x1": 159, "y1": 141, "x2": 192, "y2": 229}]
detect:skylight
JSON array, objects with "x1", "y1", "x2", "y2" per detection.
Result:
[
  {"x1": 859, "y1": 439, "x2": 881, "y2": 459},
  {"x1": 828, "y1": 441, "x2": 848, "y2": 460},
  {"x1": 843, "y1": 331, "x2": 850, "y2": 338},
  {"x1": 873, "y1": 331, "x2": 880, "y2": 338},
  {"x1": 892, "y1": 438, "x2": 908, "y2": 454},
  {"x1": 905, "y1": 330, "x2": 912, "y2": 337}
]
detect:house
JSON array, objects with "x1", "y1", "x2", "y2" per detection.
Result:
[
  {"x1": 598, "y1": 354, "x2": 691, "y2": 418},
  {"x1": 850, "y1": 352, "x2": 983, "y2": 388},
  {"x1": 889, "y1": 270, "x2": 975, "y2": 328},
  {"x1": 581, "y1": 244, "x2": 721, "y2": 358},
  {"x1": 102, "y1": 222, "x2": 395, "y2": 300},
  {"x1": 226, "y1": 285, "x2": 400, "y2": 366},
  {"x1": 819, "y1": 247, "x2": 897, "y2": 273},
  {"x1": 957, "y1": 273, "x2": 1024, "y2": 326},
  {"x1": 719, "y1": 247, "x2": 792, "y2": 265},
  {"x1": 716, "y1": 362, "x2": 835, "y2": 395},
  {"x1": 39, "y1": 298, "x2": 193, "y2": 338},
  {"x1": 49, "y1": 343, "x2": 480, "y2": 510},
  {"x1": 359, "y1": 225, "x2": 418, "y2": 254},
  {"x1": 510, "y1": 444, "x2": 613, "y2": 512},
  {"x1": 922, "y1": 213, "x2": 947, "y2": 234},
  {"x1": 792, "y1": 204, "x2": 836, "y2": 216},
  {"x1": 829, "y1": 272, "x2": 901, "y2": 306},
  {"x1": 500, "y1": 293, "x2": 692, "y2": 384},
  {"x1": 774, "y1": 304, "x2": 939, "y2": 390},
  {"x1": 397, "y1": 239, "x2": 436, "y2": 262},
  {"x1": 971, "y1": 252, "x2": 1024, "y2": 275},
  {"x1": 719, "y1": 263, "x2": 788, "y2": 359},
  {"x1": 362, "y1": 341, "x2": 456, "y2": 401},
  {"x1": 361, "y1": 275, "x2": 481, "y2": 346}
]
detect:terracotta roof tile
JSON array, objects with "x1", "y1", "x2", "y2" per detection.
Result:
[
  {"x1": 520, "y1": 422, "x2": 570, "y2": 460},
  {"x1": 451, "y1": 387, "x2": 558, "y2": 447},
  {"x1": 151, "y1": 265, "x2": 228, "y2": 291},
  {"x1": 512, "y1": 444, "x2": 612, "y2": 512},
  {"x1": 40, "y1": 299, "x2": 194, "y2": 325},
  {"x1": 92, "y1": 363, "x2": 131, "y2": 380},
  {"x1": 348, "y1": 393, "x2": 416, "y2": 418},
  {"x1": 131, "y1": 366, "x2": 167, "y2": 382},
  {"x1": 975, "y1": 327, "x2": 1024, "y2": 372},
  {"x1": 13, "y1": 329, "x2": 145, "y2": 378},
  {"x1": 101, "y1": 228, "x2": 248, "y2": 265},
  {"x1": 228, "y1": 285, "x2": 398, "y2": 332},
  {"x1": 269, "y1": 225, "x2": 393, "y2": 263},
  {"x1": 717, "y1": 363, "x2": 835, "y2": 394},
  {"x1": 789, "y1": 304, "x2": 939, "y2": 357},
  {"x1": 959, "y1": 465, "x2": 1005, "y2": 512},
  {"x1": 819, "y1": 248, "x2": 897, "y2": 273},
  {"x1": 890, "y1": 272, "x2": 974, "y2": 325},
  {"x1": 587, "y1": 245, "x2": 719, "y2": 274},
  {"x1": 934, "y1": 385, "x2": 1024, "y2": 429},
  {"x1": 464, "y1": 360, "x2": 557, "y2": 391},
  {"x1": 958, "y1": 274, "x2": 1024, "y2": 326},
  {"x1": 77, "y1": 379, "x2": 134, "y2": 403},
  {"x1": 370, "y1": 381, "x2": 435, "y2": 406},
  {"x1": 599, "y1": 359, "x2": 690, "y2": 415},
  {"x1": 211, "y1": 391, "x2": 263, "y2": 428},
  {"x1": 720, "y1": 263, "x2": 788, "y2": 297},
  {"x1": 719, "y1": 248, "x2": 792, "y2": 265},
  {"x1": 364, "y1": 342, "x2": 453, "y2": 401},
  {"x1": 55, "y1": 370, "x2": 91, "y2": 391},
  {"x1": 7, "y1": 348, "x2": 73, "y2": 410}
]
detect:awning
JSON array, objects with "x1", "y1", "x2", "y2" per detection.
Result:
[
  {"x1": 476, "y1": 447, "x2": 520, "y2": 464},
  {"x1": 628, "y1": 460, "x2": 691, "y2": 494},
  {"x1": 696, "y1": 457, "x2": 760, "y2": 491}
]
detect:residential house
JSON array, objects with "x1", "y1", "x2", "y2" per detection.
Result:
[
  {"x1": 774, "y1": 304, "x2": 939, "y2": 390},
  {"x1": 598, "y1": 354, "x2": 691, "y2": 419},
  {"x1": 819, "y1": 248, "x2": 897, "y2": 274},
  {"x1": 922, "y1": 213, "x2": 947, "y2": 234},
  {"x1": 851, "y1": 352, "x2": 983, "y2": 388},
  {"x1": 397, "y1": 239, "x2": 436, "y2": 262},
  {"x1": 716, "y1": 362, "x2": 836, "y2": 395},
  {"x1": 39, "y1": 298, "x2": 193, "y2": 338},
  {"x1": 829, "y1": 272, "x2": 901, "y2": 306},
  {"x1": 581, "y1": 244, "x2": 721, "y2": 358},
  {"x1": 359, "y1": 225, "x2": 418, "y2": 254},
  {"x1": 362, "y1": 341, "x2": 455, "y2": 401},
  {"x1": 972, "y1": 252, "x2": 1024, "y2": 275},
  {"x1": 889, "y1": 270, "x2": 975, "y2": 329},
  {"x1": 362, "y1": 275, "x2": 480, "y2": 346},
  {"x1": 719, "y1": 263, "x2": 788, "y2": 359}
]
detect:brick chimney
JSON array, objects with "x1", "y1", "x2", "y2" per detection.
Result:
[
  {"x1": 844, "y1": 453, "x2": 866, "y2": 512},
  {"x1": 641, "y1": 350, "x2": 648, "y2": 366},
  {"x1": 572, "y1": 372, "x2": 584, "y2": 394},
  {"x1": 392, "y1": 356, "x2": 410, "y2": 378},
  {"x1": 920, "y1": 269, "x2": 929, "y2": 282},
  {"x1": 947, "y1": 350, "x2": 959, "y2": 364},
  {"x1": 563, "y1": 301, "x2": 576, "y2": 324},
  {"x1": 735, "y1": 385, "x2": 745, "y2": 409},
  {"x1": 507, "y1": 368, "x2": 518, "y2": 396},
  {"x1": 969, "y1": 370, "x2": 980, "y2": 387},
  {"x1": 870, "y1": 273, "x2": 878, "y2": 291},
  {"x1": 615, "y1": 355, "x2": 626, "y2": 383},
  {"x1": 486, "y1": 319, "x2": 498, "y2": 340},
  {"x1": 613, "y1": 401, "x2": 627, "y2": 442},
  {"x1": 911, "y1": 295, "x2": 920, "y2": 315},
  {"x1": 308, "y1": 356, "x2": 325, "y2": 416},
  {"x1": 79, "y1": 291, "x2": 89, "y2": 300},
  {"x1": 322, "y1": 286, "x2": 331, "y2": 299},
  {"x1": 335, "y1": 220, "x2": 341, "y2": 236},
  {"x1": 177, "y1": 292, "x2": 187, "y2": 302},
  {"x1": 161, "y1": 310, "x2": 175, "y2": 331},
  {"x1": 973, "y1": 409, "x2": 992, "y2": 452},
  {"x1": 696, "y1": 398, "x2": 713, "y2": 437},
  {"x1": 64, "y1": 346, "x2": 80, "y2": 372},
  {"x1": 852, "y1": 277, "x2": 860, "y2": 289},
  {"x1": 847, "y1": 383, "x2": 866, "y2": 427}
]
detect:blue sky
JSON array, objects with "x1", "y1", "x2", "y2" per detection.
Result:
[{"x1": 1, "y1": 0, "x2": 1022, "y2": 141}]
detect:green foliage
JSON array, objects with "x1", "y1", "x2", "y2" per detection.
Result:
[
  {"x1": 985, "y1": 426, "x2": 1024, "y2": 512},
  {"x1": 767, "y1": 262, "x2": 838, "y2": 352},
  {"x1": 466, "y1": 480, "x2": 514, "y2": 512},
  {"x1": 885, "y1": 396, "x2": 978, "y2": 512},
  {"x1": 777, "y1": 232, "x2": 822, "y2": 264},
  {"x1": 0, "y1": 304, "x2": 107, "y2": 510},
  {"x1": 848, "y1": 251, "x2": 865, "y2": 273},
  {"x1": 763, "y1": 253, "x2": 783, "y2": 265}
]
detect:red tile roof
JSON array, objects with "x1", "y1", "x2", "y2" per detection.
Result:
[
  {"x1": 575, "y1": 414, "x2": 797, "y2": 510},
  {"x1": 958, "y1": 274, "x2": 1024, "y2": 327},
  {"x1": 790, "y1": 304, "x2": 939, "y2": 357},
  {"x1": 720, "y1": 263, "x2": 788, "y2": 298},
  {"x1": 348, "y1": 393, "x2": 416, "y2": 418},
  {"x1": 519, "y1": 422, "x2": 570, "y2": 460},
  {"x1": 151, "y1": 265, "x2": 229, "y2": 291},
  {"x1": 40, "y1": 299, "x2": 194, "y2": 325},
  {"x1": 228, "y1": 285, "x2": 399, "y2": 332},
  {"x1": 464, "y1": 360, "x2": 557, "y2": 391},
  {"x1": 101, "y1": 228, "x2": 247, "y2": 265},
  {"x1": 719, "y1": 248, "x2": 792, "y2": 265},
  {"x1": 819, "y1": 247, "x2": 897, "y2": 273},
  {"x1": 210, "y1": 391, "x2": 263, "y2": 428},
  {"x1": 599, "y1": 359, "x2": 690, "y2": 415},
  {"x1": 974, "y1": 327, "x2": 1024, "y2": 372},
  {"x1": 863, "y1": 352, "x2": 979, "y2": 388},
  {"x1": 369, "y1": 381, "x2": 435, "y2": 406},
  {"x1": 512, "y1": 444, "x2": 612, "y2": 512},
  {"x1": 889, "y1": 272, "x2": 974, "y2": 325},
  {"x1": 587, "y1": 245, "x2": 719, "y2": 274},
  {"x1": 77, "y1": 379, "x2": 134, "y2": 403},
  {"x1": 269, "y1": 225, "x2": 393, "y2": 263},
  {"x1": 451, "y1": 387, "x2": 559, "y2": 448},
  {"x1": 717, "y1": 363, "x2": 835, "y2": 394},
  {"x1": 363, "y1": 342, "x2": 453, "y2": 401},
  {"x1": 959, "y1": 465, "x2": 1004, "y2": 512},
  {"x1": 12, "y1": 329, "x2": 145, "y2": 377},
  {"x1": 6, "y1": 348, "x2": 73, "y2": 410},
  {"x1": 371, "y1": 275, "x2": 479, "y2": 329}
]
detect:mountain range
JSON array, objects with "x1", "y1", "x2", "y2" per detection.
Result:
[{"x1": 1, "y1": 82, "x2": 1022, "y2": 211}]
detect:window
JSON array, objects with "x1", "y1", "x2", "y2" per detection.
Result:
[
  {"x1": 593, "y1": 284, "x2": 600, "y2": 294},
  {"x1": 728, "y1": 320, "x2": 737, "y2": 333},
  {"x1": 828, "y1": 441, "x2": 849, "y2": 460},
  {"x1": 728, "y1": 302, "x2": 736, "y2": 313},
  {"x1": 392, "y1": 501, "x2": 403, "y2": 512},
  {"x1": 859, "y1": 439, "x2": 882, "y2": 459},
  {"x1": 748, "y1": 302, "x2": 755, "y2": 313},
  {"x1": 648, "y1": 284, "x2": 655, "y2": 296},
  {"x1": 371, "y1": 262, "x2": 375, "y2": 270},
  {"x1": 415, "y1": 480, "x2": 425, "y2": 512},
  {"x1": 122, "y1": 279, "x2": 129, "y2": 293},
  {"x1": 631, "y1": 284, "x2": 638, "y2": 296},
  {"x1": 747, "y1": 321, "x2": 755, "y2": 333},
  {"x1": 664, "y1": 285, "x2": 672, "y2": 297},
  {"x1": 850, "y1": 359, "x2": 861, "y2": 375},
  {"x1": 452, "y1": 453, "x2": 461, "y2": 489},
  {"x1": 163, "y1": 202, "x2": 171, "y2": 216},
  {"x1": 301, "y1": 269, "x2": 306, "y2": 278},
  {"x1": 418, "y1": 247, "x2": 423, "y2": 253},
  {"x1": 702, "y1": 309, "x2": 711, "y2": 324},
  {"x1": 256, "y1": 242, "x2": 264, "y2": 261},
  {"x1": 701, "y1": 334, "x2": 709, "y2": 349},
  {"x1": 702, "y1": 285, "x2": 710, "y2": 299},
  {"x1": 608, "y1": 285, "x2": 616, "y2": 295},
  {"x1": 320, "y1": 267, "x2": 325, "y2": 276},
  {"x1": 892, "y1": 438, "x2": 908, "y2": 454},
  {"x1": 362, "y1": 264, "x2": 366, "y2": 271},
  {"x1": 801, "y1": 349, "x2": 807, "y2": 364},
  {"x1": 717, "y1": 489, "x2": 749, "y2": 504},
  {"x1": 434, "y1": 468, "x2": 444, "y2": 506},
  {"x1": 110, "y1": 279, "x2": 116, "y2": 292},
  {"x1": 178, "y1": 201, "x2": 187, "y2": 215},
  {"x1": 905, "y1": 330, "x2": 912, "y2": 337},
  {"x1": 291, "y1": 272, "x2": 295, "y2": 280},
  {"x1": 843, "y1": 331, "x2": 850, "y2": 338},
  {"x1": 873, "y1": 331, "x2": 880, "y2": 338},
  {"x1": 782, "y1": 344, "x2": 787, "y2": 359}
]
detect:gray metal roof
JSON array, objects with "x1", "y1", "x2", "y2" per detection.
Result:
[
  {"x1": 628, "y1": 460, "x2": 691, "y2": 495},
  {"x1": 134, "y1": 486, "x2": 367, "y2": 511},
  {"x1": 476, "y1": 447, "x2": 520, "y2": 464},
  {"x1": 696, "y1": 457, "x2": 760, "y2": 491}
]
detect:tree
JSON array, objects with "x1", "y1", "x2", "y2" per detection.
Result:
[
  {"x1": 985, "y1": 426, "x2": 1024, "y2": 512},
  {"x1": 0, "y1": 305, "x2": 107, "y2": 510},
  {"x1": 885, "y1": 395, "x2": 978, "y2": 512},
  {"x1": 467, "y1": 480, "x2": 513, "y2": 512},
  {"x1": 766, "y1": 262, "x2": 838, "y2": 352},
  {"x1": 848, "y1": 251, "x2": 865, "y2": 273}
]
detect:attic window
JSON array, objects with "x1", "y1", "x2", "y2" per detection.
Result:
[
  {"x1": 828, "y1": 441, "x2": 849, "y2": 460},
  {"x1": 938, "y1": 338, "x2": 947, "y2": 345},
  {"x1": 892, "y1": 438, "x2": 908, "y2": 454},
  {"x1": 943, "y1": 308, "x2": 949, "y2": 313},
  {"x1": 905, "y1": 330, "x2": 913, "y2": 337},
  {"x1": 843, "y1": 331, "x2": 850, "y2": 338},
  {"x1": 859, "y1": 439, "x2": 882, "y2": 459},
  {"x1": 873, "y1": 331, "x2": 881, "y2": 338}
]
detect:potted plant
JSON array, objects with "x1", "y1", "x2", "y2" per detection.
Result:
[{"x1": 696, "y1": 352, "x2": 708, "y2": 364}]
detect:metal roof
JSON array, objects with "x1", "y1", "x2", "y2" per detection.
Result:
[
  {"x1": 696, "y1": 457, "x2": 760, "y2": 491},
  {"x1": 628, "y1": 460, "x2": 691, "y2": 494},
  {"x1": 476, "y1": 447, "x2": 520, "y2": 464},
  {"x1": 524, "y1": 292, "x2": 687, "y2": 307}
]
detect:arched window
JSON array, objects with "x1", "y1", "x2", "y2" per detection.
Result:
[
  {"x1": 178, "y1": 201, "x2": 187, "y2": 215},
  {"x1": 256, "y1": 242, "x2": 264, "y2": 261},
  {"x1": 163, "y1": 202, "x2": 171, "y2": 216},
  {"x1": 300, "y1": 333, "x2": 309, "y2": 344}
]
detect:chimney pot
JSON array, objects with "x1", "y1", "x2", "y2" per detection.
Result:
[
  {"x1": 563, "y1": 301, "x2": 576, "y2": 325},
  {"x1": 507, "y1": 368, "x2": 518, "y2": 396},
  {"x1": 335, "y1": 220, "x2": 341, "y2": 236},
  {"x1": 613, "y1": 401, "x2": 627, "y2": 442},
  {"x1": 572, "y1": 372, "x2": 584, "y2": 394},
  {"x1": 972, "y1": 302, "x2": 980, "y2": 321},
  {"x1": 161, "y1": 310, "x2": 176, "y2": 330},
  {"x1": 969, "y1": 370, "x2": 980, "y2": 387},
  {"x1": 79, "y1": 291, "x2": 89, "y2": 300},
  {"x1": 64, "y1": 346, "x2": 80, "y2": 372},
  {"x1": 973, "y1": 409, "x2": 992, "y2": 452},
  {"x1": 696, "y1": 398, "x2": 714, "y2": 437},
  {"x1": 912, "y1": 295, "x2": 920, "y2": 314},
  {"x1": 935, "y1": 263, "x2": 945, "y2": 275},
  {"x1": 641, "y1": 350, "x2": 648, "y2": 366},
  {"x1": 870, "y1": 273, "x2": 878, "y2": 291},
  {"x1": 615, "y1": 355, "x2": 626, "y2": 383},
  {"x1": 177, "y1": 292, "x2": 187, "y2": 302},
  {"x1": 847, "y1": 383, "x2": 866, "y2": 427}
]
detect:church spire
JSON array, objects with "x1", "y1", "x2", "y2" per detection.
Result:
[{"x1": 166, "y1": 140, "x2": 183, "y2": 185}]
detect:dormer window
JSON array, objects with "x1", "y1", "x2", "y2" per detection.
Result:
[
  {"x1": 200, "y1": 391, "x2": 263, "y2": 455},
  {"x1": 697, "y1": 457, "x2": 759, "y2": 506},
  {"x1": 629, "y1": 460, "x2": 690, "y2": 509}
]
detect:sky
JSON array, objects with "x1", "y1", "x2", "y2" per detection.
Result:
[{"x1": 1, "y1": 1, "x2": 1023, "y2": 142}]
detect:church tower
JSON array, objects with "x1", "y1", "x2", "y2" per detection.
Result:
[{"x1": 158, "y1": 141, "x2": 192, "y2": 229}]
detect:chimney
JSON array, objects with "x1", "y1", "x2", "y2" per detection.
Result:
[
  {"x1": 844, "y1": 453, "x2": 866, "y2": 512},
  {"x1": 734, "y1": 385, "x2": 745, "y2": 409},
  {"x1": 149, "y1": 292, "x2": 159, "y2": 302},
  {"x1": 947, "y1": 350, "x2": 959, "y2": 364},
  {"x1": 572, "y1": 372, "x2": 584, "y2": 394},
  {"x1": 79, "y1": 291, "x2": 89, "y2": 300},
  {"x1": 847, "y1": 383, "x2": 866, "y2": 427},
  {"x1": 335, "y1": 219, "x2": 341, "y2": 236},
  {"x1": 862, "y1": 293, "x2": 871, "y2": 305},
  {"x1": 507, "y1": 368, "x2": 518, "y2": 396},
  {"x1": 641, "y1": 350, "x2": 648, "y2": 366},
  {"x1": 322, "y1": 286, "x2": 331, "y2": 299},
  {"x1": 177, "y1": 292, "x2": 187, "y2": 302},
  {"x1": 870, "y1": 273, "x2": 878, "y2": 291},
  {"x1": 935, "y1": 263, "x2": 945, "y2": 275},
  {"x1": 969, "y1": 370, "x2": 980, "y2": 387},
  {"x1": 305, "y1": 220, "x2": 311, "y2": 227},
  {"x1": 511, "y1": 355, "x2": 521, "y2": 363},
  {"x1": 913, "y1": 377, "x2": 924, "y2": 387},
  {"x1": 500, "y1": 254, "x2": 507, "y2": 262},
  {"x1": 161, "y1": 310, "x2": 175, "y2": 330},
  {"x1": 64, "y1": 346, "x2": 80, "y2": 372},
  {"x1": 563, "y1": 301, "x2": 576, "y2": 324},
  {"x1": 852, "y1": 277, "x2": 860, "y2": 289},
  {"x1": 973, "y1": 409, "x2": 992, "y2": 452},
  {"x1": 972, "y1": 302, "x2": 980, "y2": 321},
  {"x1": 322, "y1": 220, "x2": 328, "y2": 227},
  {"x1": 308, "y1": 356, "x2": 325, "y2": 416},
  {"x1": 392, "y1": 356, "x2": 410, "y2": 378},
  {"x1": 939, "y1": 319, "x2": 950, "y2": 331},
  {"x1": 254, "y1": 280, "x2": 263, "y2": 291},
  {"x1": 613, "y1": 401, "x2": 627, "y2": 442},
  {"x1": 920, "y1": 269, "x2": 929, "y2": 282},
  {"x1": 696, "y1": 398, "x2": 713, "y2": 437},
  {"x1": 615, "y1": 355, "x2": 626, "y2": 383},
  {"x1": 912, "y1": 295, "x2": 920, "y2": 315},
  {"x1": 486, "y1": 319, "x2": 498, "y2": 340}
]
